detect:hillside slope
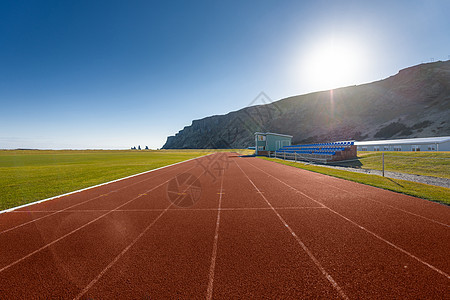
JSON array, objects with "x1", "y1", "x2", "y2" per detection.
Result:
[{"x1": 163, "y1": 61, "x2": 450, "y2": 149}]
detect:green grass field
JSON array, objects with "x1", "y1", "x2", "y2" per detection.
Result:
[
  {"x1": 262, "y1": 157, "x2": 450, "y2": 205},
  {"x1": 0, "y1": 149, "x2": 225, "y2": 211},
  {"x1": 352, "y1": 151, "x2": 450, "y2": 179}
]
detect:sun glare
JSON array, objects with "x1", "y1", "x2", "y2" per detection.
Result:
[{"x1": 301, "y1": 37, "x2": 366, "y2": 91}]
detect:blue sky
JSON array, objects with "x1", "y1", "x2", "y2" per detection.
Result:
[{"x1": 1, "y1": 0, "x2": 449, "y2": 149}]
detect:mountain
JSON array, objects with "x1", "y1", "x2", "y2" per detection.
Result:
[{"x1": 162, "y1": 61, "x2": 450, "y2": 149}]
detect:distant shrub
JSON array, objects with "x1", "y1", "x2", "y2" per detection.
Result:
[
  {"x1": 412, "y1": 120, "x2": 433, "y2": 130},
  {"x1": 401, "y1": 128, "x2": 413, "y2": 135},
  {"x1": 375, "y1": 122, "x2": 409, "y2": 138}
]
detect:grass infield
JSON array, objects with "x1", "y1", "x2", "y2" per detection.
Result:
[
  {"x1": 0, "y1": 149, "x2": 252, "y2": 211},
  {"x1": 261, "y1": 157, "x2": 450, "y2": 206}
]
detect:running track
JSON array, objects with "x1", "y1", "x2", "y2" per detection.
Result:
[{"x1": 0, "y1": 153, "x2": 449, "y2": 299}]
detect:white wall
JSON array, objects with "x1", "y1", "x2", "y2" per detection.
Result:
[
  {"x1": 357, "y1": 142, "x2": 449, "y2": 151},
  {"x1": 439, "y1": 141, "x2": 450, "y2": 151}
]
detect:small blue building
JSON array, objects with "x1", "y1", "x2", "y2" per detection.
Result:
[{"x1": 254, "y1": 132, "x2": 293, "y2": 155}]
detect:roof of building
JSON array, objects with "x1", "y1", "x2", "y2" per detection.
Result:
[
  {"x1": 355, "y1": 136, "x2": 450, "y2": 146},
  {"x1": 254, "y1": 132, "x2": 293, "y2": 138}
]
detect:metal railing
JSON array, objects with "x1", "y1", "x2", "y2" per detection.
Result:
[{"x1": 269, "y1": 151, "x2": 331, "y2": 164}]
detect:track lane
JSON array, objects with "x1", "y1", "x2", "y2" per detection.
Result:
[
  {"x1": 259, "y1": 157, "x2": 450, "y2": 225},
  {"x1": 239, "y1": 157, "x2": 450, "y2": 297},
  {"x1": 246, "y1": 158, "x2": 450, "y2": 273},
  {"x1": 220, "y1": 158, "x2": 269, "y2": 209},
  {"x1": 206, "y1": 168, "x2": 225, "y2": 300},
  {"x1": 276, "y1": 208, "x2": 450, "y2": 298},
  {"x1": 79, "y1": 210, "x2": 219, "y2": 299},
  {"x1": 0, "y1": 210, "x2": 164, "y2": 299},
  {"x1": 212, "y1": 209, "x2": 344, "y2": 299},
  {"x1": 73, "y1": 155, "x2": 227, "y2": 299},
  {"x1": 321, "y1": 181, "x2": 449, "y2": 227},
  {"x1": 232, "y1": 158, "x2": 348, "y2": 299},
  {"x1": 0, "y1": 178, "x2": 176, "y2": 276}
]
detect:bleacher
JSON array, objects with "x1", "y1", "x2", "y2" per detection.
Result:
[{"x1": 272, "y1": 141, "x2": 357, "y2": 163}]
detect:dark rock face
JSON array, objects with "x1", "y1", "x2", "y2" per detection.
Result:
[{"x1": 163, "y1": 61, "x2": 450, "y2": 149}]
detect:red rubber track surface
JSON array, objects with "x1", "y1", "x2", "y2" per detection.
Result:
[{"x1": 0, "y1": 154, "x2": 448, "y2": 299}]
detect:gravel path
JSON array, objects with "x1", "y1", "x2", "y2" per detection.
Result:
[{"x1": 277, "y1": 158, "x2": 450, "y2": 188}]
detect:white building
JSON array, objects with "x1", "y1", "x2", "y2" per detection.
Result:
[{"x1": 355, "y1": 136, "x2": 450, "y2": 152}]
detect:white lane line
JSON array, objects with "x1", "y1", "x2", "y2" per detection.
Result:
[
  {"x1": 0, "y1": 154, "x2": 212, "y2": 215},
  {"x1": 11, "y1": 207, "x2": 326, "y2": 213},
  {"x1": 0, "y1": 158, "x2": 195, "y2": 235},
  {"x1": 74, "y1": 158, "x2": 222, "y2": 300},
  {"x1": 323, "y1": 183, "x2": 450, "y2": 228},
  {"x1": 206, "y1": 171, "x2": 225, "y2": 300},
  {"x1": 187, "y1": 207, "x2": 326, "y2": 211},
  {"x1": 0, "y1": 163, "x2": 195, "y2": 274},
  {"x1": 235, "y1": 159, "x2": 349, "y2": 300},
  {"x1": 247, "y1": 159, "x2": 450, "y2": 280}
]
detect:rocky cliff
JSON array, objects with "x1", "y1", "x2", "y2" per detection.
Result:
[{"x1": 163, "y1": 60, "x2": 450, "y2": 149}]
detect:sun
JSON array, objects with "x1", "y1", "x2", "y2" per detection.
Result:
[{"x1": 301, "y1": 37, "x2": 366, "y2": 91}]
